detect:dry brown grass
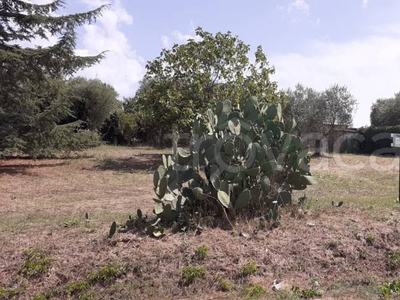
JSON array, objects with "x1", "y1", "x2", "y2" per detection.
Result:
[{"x1": 1, "y1": 146, "x2": 400, "y2": 299}]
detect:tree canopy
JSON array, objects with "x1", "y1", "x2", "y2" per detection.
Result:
[
  {"x1": 0, "y1": 0, "x2": 108, "y2": 156},
  {"x1": 370, "y1": 93, "x2": 400, "y2": 127},
  {"x1": 286, "y1": 84, "x2": 358, "y2": 151},
  {"x1": 64, "y1": 77, "x2": 120, "y2": 131},
  {"x1": 125, "y1": 27, "x2": 283, "y2": 145}
]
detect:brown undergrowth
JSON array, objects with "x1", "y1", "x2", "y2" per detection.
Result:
[{"x1": 1, "y1": 146, "x2": 400, "y2": 299}]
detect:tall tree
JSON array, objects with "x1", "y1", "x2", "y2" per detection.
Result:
[
  {"x1": 286, "y1": 84, "x2": 358, "y2": 152},
  {"x1": 64, "y1": 77, "x2": 120, "y2": 131},
  {"x1": 0, "y1": 0, "x2": 108, "y2": 156},
  {"x1": 126, "y1": 27, "x2": 283, "y2": 145},
  {"x1": 370, "y1": 93, "x2": 400, "y2": 126}
]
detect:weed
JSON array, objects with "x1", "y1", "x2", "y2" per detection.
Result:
[
  {"x1": 358, "y1": 248, "x2": 367, "y2": 260},
  {"x1": 380, "y1": 279, "x2": 400, "y2": 298},
  {"x1": 87, "y1": 264, "x2": 125, "y2": 285},
  {"x1": 240, "y1": 260, "x2": 257, "y2": 277},
  {"x1": 180, "y1": 265, "x2": 206, "y2": 286},
  {"x1": 355, "y1": 232, "x2": 362, "y2": 240},
  {"x1": 214, "y1": 276, "x2": 233, "y2": 292},
  {"x1": 19, "y1": 249, "x2": 52, "y2": 278},
  {"x1": 241, "y1": 284, "x2": 267, "y2": 299},
  {"x1": 63, "y1": 219, "x2": 79, "y2": 228},
  {"x1": 292, "y1": 286, "x2": 323, "y2": 299},
  {"x1": 0, "y1": 287, "x2": 21, "y2": 299},
  {"x1": 31, "y1": 293, "x2": 46, "y2": 300},
  {"x1": 366, "y1": 233, "x2": 376, "y2": 246},
  {"x1": 64, "y1": 280, "x2": 90, "y2": 297},
  {"x1": 386, "y1": 250, "x2": 400, "y2": 271},
  {"x1": 194, "y1": 245, "x2": 209, "y2": 261}
]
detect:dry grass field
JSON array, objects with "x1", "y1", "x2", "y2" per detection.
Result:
[{"x1": 1, "y1": 146, "x2": 400, "y2": 299}]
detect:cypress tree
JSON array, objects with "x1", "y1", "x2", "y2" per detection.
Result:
[{"x1": 0, "y1": 0, "x2": 108, "y2": 157}]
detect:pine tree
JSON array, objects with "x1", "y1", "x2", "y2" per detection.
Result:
[{"x1": 0, "y1": 0, "x2": 108, "y2": 157}]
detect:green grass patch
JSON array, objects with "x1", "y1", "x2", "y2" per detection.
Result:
[{"x1": 19, "y1": 250, "x2": 52, "y2": 279}]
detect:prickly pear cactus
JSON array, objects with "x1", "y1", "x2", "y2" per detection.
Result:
[{"x1": 152, "y1": 97, "x2": 315, "y2": 225}]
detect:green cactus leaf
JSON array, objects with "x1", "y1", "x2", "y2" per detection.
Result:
[
  {"x1": 235, "y1": 189, "x2": 251, "y2": 210},
  {"x1": 302, "y1": 175, "x2": 318, "y2": 185},
  {"x1": 298, "y1": 147, "x2": 309, "y2": 159},
  {"x1": 108, "y1": 221, "x2": 117, "y2": 238},
  {"x1": 157, "y1": 165, "x2": 167, "y2": 178},
  {"x1": 154, "y1": 203, "x2": 164, "y2": 215},
  {"x1": 168, "y1": 155, "x2": 174, "y2": 167},
  {"x1": 146, "y1": 225, "x2": 155, "y2": 236},
  {"x1": 216, "y1": 101, "x2": 224, "y2": 117},
  {"x1": 229, "y1": 111, "x2": 240, "y2": 120},
  {"x1": 159, "y1": 204, "x2": 179, "y2": 222},
  {"x1": 261, "y1": 160, "x2": 277, "y2": 173},
  {"x1": 162, "y1": 155, "x2": 167, "y2": 168},
  {"x1": 156, "y1": 176, "x2": 168, "y2": 199},
  {"x1": 193, "y1": 187, "x2": 206, "y2": 200},
  {"x1": 223, "y1": 141, "x2": 234, "y2": 156},
  {"x1": 277, "y1": 103, "x2": 283, "y2": 121},
  {"x1": 210, "y1": 173, "x2": 221, "y2": 190},
  {"x1": 244, "y1": 167, "x2": 260, "y2": 178},
  {"x1": 217, "y1": 113, "x2": 228, "y2": 130},
  {"x1": 222, "y1": 100, "x2": 232, "y2": 114},
  {"x1": 228, "y1": 119, "x2": 241, "y2": 135},
  {"x1": 254, "y1": 142, "x2": 265, "y2": 162},
  {"x1": 163, "y1": 193, "x2": 175, "y2": 201},
  {"x1": 217, "y1": 190, "x2": 231, "y2": 209},
  {"x1": 152, "y1": 228, "x2": 165, "y2": 238},
  {"x1": 261, "y1": 130, "x2": 274, "y2": 146},
  {"x1": 266, "y1": 104, "x2": 277, "y2": 120},
  {"x1": 205, "y1": 144, "x2": 216, "y2": 161},
  {"x1": 261, "y1": 176, "x2": 271, "y2": 193},
  {"x1": 278, "y1": 191, "x2": 291, "y2": 206},
  {"x1": 220, "y1": 180, "x2": 230, "y2": 195},
  {"x1": 137, "y1": 209, "x2": 143, "y2": 219},
  {"x1": 153, "y1": 170, "x2": 160, "y2": 190},
  {"x1": 177, "y1": 148, "x2": 192, "y2": 165}
]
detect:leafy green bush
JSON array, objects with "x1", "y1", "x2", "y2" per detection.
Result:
[
  {"x1": 240, "y1": 260, "x2": 258, "y2": 277},
  {"x1": 19, "y1": 250, "x2": 52, "y2": 278},
  {"x1": 180, "y1": 266, "x2": 207, "y2": 286},
  {"x1": 151, "y1": 98, "x2": 315, "y2": 229}
]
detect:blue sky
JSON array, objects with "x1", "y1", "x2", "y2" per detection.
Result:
[{"x1": 34, "y1": 0, "x2": 400, "y2": 127}]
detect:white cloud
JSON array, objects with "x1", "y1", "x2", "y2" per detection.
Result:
[
  {"x1": 362, "y1": 0, "x2": 369, "y2": 8},
  {"x1": 270, "y1": 23, "x2": 400, "y2": 127},
  {"x1": 161, "y1": 23, "x2": 202, "y2": 49},
  {"x1": 161, "y1": 35, "x2": 171, "y2": 48},
  {"x1": 289, "y1": 0, "x2": 310, "y2": 12},
  {"x1": 74, "y1": 0, "x2": 144, "y2": 99}
]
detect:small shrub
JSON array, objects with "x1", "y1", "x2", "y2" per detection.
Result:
[
  {"x1": 215, "y1": 276, "x2": 233, "y2": 292},
  {"x1": 64, "y1": 280, "x2": 90, "y2": 297},
  {"x1": 194, "y1": 245, "x2": 209, "y2": 261},
  {"x1": 386, "y1": 250, "x2": 400, "y2": 271},
  {"x1": 240, "y1": 260, "x2": 257, "y2": 277},
  {"x1": 87, "y1": 264, "x2": 125, "y2": 285},
  {"x1": 19, "y1": 250, "x2": 52, "y2": 278},
  {"x1": 241, "y1": 284, "x2": 267, "y2": 299},
  {"x1": 358, "y1": 248, "x2": 367, "y2": 260},
  {"x1": 180, "y1": 266, "x2": 207, "y2": 286},
  {"x1": 63, "y1": 219, "x2": 79, "y2": 228},
  {"x1": 0, "y1": 287, "x2": 21, "y2": 299},
  {"x1": 380, "y1": 279, "x2": 400, "y2": 298},
  {"x1": 366, "y1": 233, "x2": 376, "y2": 246},
  {"x1": 292, "y1": 286, "x2": 323, "y2": 299}
]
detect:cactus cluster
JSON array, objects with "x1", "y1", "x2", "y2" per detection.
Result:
[{"x1": 152, "y1": 98, "x2": 315, "y2": 226}]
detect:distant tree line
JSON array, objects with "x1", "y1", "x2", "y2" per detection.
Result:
[{"x1": 2, "y1": 1, "x2": 398, "y2": 157}]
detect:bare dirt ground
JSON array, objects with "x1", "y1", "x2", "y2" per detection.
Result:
[{"x1": 1, "y1": 146, "x2": 400, "y2": 299}]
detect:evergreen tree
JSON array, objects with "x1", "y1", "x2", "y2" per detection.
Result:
[{"x1": 0, "y1": 0, "x2": 108, "y2": 157}]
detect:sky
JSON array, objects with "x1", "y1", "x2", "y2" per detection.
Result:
[{"x1": 31, "y1": 0, "x2": 400, "y2": 128}]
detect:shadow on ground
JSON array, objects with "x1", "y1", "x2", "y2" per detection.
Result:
[
  {"x1": 95, "y1": 154, "x2": 163, "y2": 173},
  {"x1": 0, "y1": 162, "x2": 69, "y2": 176}
]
